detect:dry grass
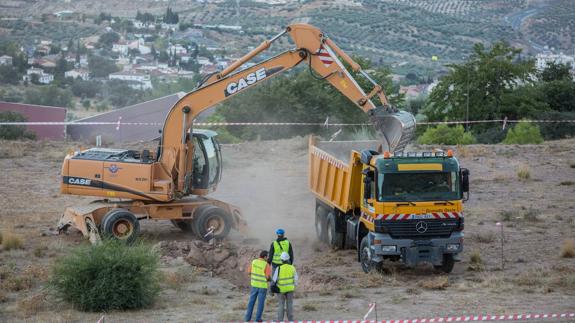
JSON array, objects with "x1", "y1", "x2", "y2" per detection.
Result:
[
  {"x1": 1, "y1": 231, "x2": 24, "y2": 250},
  {"x1": 560, "y1": 239, "x2": 575, "y2": 258},
  {"x1": 302, "y1": 302, "x2": 318, "y2": 311},
  {"x1": 500, "y1": 210, "x2": 519, "y2": 222},
  {"x1": 517, "y1": 166, "x2": 531, "y2": 181},
  {"x1": 17, "y1": 292, "x2": 48, "y2": 317},
  {"x1": 340, "y1": 289, "x2": 359, "y2": 299},
  {"x1": 468, "y1": 250, "x2": 484, "y2": 272},
  {"x1": 523, "y1": 208, "x2": 539, "y2": 222},
  {"x1": 2, "y1": 273, "x2": 34, "y2": 292},
  {"x1": 359, "y1": 271, "x2": 384, "y2": 288},
  {"x1": 474, "y1": 231, "x2": 496, "y2": 243},
  {"x1": 199, "y1": 285, "x2": 218, "y2": 295},
  {"x1": 163, "y1": 267, "x2": 197, "y2": 290},
  {"x1": 0, "y1": 290, "x2": 8, "y2": 303},
  {"x1": 0, "y1": 141, "x2": 31, "y2": 159},
  {"x1": 232, "y1": 299, "x2": 248, "y2": 310},
  {"x1": 420, "y1": 276, "x2": 450, "y2": 290}
]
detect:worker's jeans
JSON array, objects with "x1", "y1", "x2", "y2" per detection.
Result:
[
  {"x1": 245, "y1": 287, "x2": 267, "y2": 322},
  {"x1": 277, "y1": 292, "x2": 294, "y2": 321}
]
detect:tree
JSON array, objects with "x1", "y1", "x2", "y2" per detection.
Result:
[
  {"x1": 24, "y1": 85, "x2": 73, "y2": 108},
  {"x1": 214, "y1": 57, "x2": 402, "y2": 140},
  {"x1": 0, "y1": 111, "x2": 36, "y2": 140},
  {"x1": 0, "y1": 66, "x2": 20, "y2": 84},
  {"x1": 97, "y1": 32, "x2": 120, "y2": 49},
  {"x1": 164, "y1": 7, "x2": 179, "y2": 24},
  {"x1": 539, "y1": 62, "x2": 573, "y2": 82},
  {"x1": 71, "y1": 79, "x2": 101, "y2": 98},
  {"x1": 418, "y1": 125, "x2": 475, "y2": 145},
  {"x1": 424, "y1": 42, "x2": 536, "y2": 123},
  {"x1": 54, "y1": 55, "x2": 71, "y2": 81},
  {"x1": 88, "y1": 55, "x2": 119, "y2": 78}
]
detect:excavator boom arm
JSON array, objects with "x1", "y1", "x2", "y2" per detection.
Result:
[{"x1": 158, "y1": 23, "x2": 415, "y2": 194}]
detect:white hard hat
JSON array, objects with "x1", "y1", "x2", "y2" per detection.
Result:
[{"x1": 280, "y1": 252, "x2": 290, "y2": 261}]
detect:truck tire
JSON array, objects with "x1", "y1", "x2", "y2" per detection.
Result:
[
  {"x1": 327, "y1": 211, "x2": 345, "y2": 249},
  {"x1": 434, "y1": 254, "x2": 455, "y2": 273},
  {"x1": 315, "y1": 206, "x2": 328, "y2": 242},
  {"x1": 194, "y1": 205, "x2": 232, "y2": 241},
  {"x1": 359, "y1": 236, "x2": 373, "y2": 273},
  {"x1": 101, "y1": 209, "x2": 140, "y2": 244}
]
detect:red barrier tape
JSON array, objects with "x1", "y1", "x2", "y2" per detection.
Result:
[{"x1": 236, "y1": 313, "x2": 575, "y2": 322}]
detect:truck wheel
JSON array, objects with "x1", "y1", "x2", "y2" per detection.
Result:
[
  {"x1": 434, "y1": 254, "x2": 455, "y2": 273},
  {"x1": 315, "y1": 206, "x2": 328, "y2": 242},
  {"x1": 194, "y1": 205, "x2": 232, "y2": 241},
  {"x1": 101, "y1": 209, "x2": 140, "y2": 244},
  {"x1": 359, "y1": 236, "x2": 373, "y2": 273},
  {"x1": 327, "y1": 212, "x2": 345, "y2": 249}
]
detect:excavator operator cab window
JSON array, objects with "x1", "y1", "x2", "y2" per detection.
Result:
[{"x1": 191, "y1": 132, "x2": 222, "y2": 190}]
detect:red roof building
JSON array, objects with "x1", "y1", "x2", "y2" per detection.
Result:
[
  {"x1": 67, "y1": 93, "x2": 185, "y2": 143},
  {"x1": 0, "y1": 101, "x2": 67, "y2": 140}
]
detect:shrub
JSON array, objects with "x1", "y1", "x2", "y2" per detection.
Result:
[
  {"x1": 560, "y1": 239, "x2": 575, "y2": 258},
  {"x1": 50, "y1": 240, "x2": 161, "y2": 312},
  {"x1": 0, "y1": 111, "x2": 36, "y2": 140},
  {"x1": 418, "y1": 125, "x2": 475, "y2": 145},
  {"x1": 517, "y1": 166, "x2": 531, "y2": 181},
  {"x1": 420, "y1": 276, "x2": 450, "y2": 290},
  {"x1": 503, "y1": 122, "x2": 544, "y2": 144},
  {"x1": 1, "y1": 232, "x2": 24, "y2": 250},
  {"x1": 468, "y1": 250, "x2": 484, "y2": 272}
]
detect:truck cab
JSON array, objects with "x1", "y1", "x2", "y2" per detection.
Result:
[{"x1": 355, "y1": 150, "x2": 469, "y2": 273}]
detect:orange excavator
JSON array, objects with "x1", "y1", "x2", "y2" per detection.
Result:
[{"x1": 57, "y1": 23, "x2": 416, "y2": 243}]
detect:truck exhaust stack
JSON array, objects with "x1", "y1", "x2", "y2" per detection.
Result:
[{"x1": 369, "y1": 107, "x2": 417, "y2": 152}]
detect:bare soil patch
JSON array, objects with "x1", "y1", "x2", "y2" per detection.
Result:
[{"x1": 1, "y1": 138, "x2": 574, "y2": 322}]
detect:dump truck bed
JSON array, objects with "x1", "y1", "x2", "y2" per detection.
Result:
[{"x1": 308, "y1": 137, "x2": 380, "y2": 212}]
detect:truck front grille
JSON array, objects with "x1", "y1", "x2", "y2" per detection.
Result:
[{"x1": 375, "y1": 219, "x2": 459, "y2": 239}]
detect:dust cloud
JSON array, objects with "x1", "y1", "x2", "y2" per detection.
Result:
[{"x1": 213, "y1": 136, "x2": 317, "y2": 259}]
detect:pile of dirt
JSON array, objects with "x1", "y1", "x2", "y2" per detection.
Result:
[{"x1": 155, "y1": 240, "x2": 260, "y2": 287}]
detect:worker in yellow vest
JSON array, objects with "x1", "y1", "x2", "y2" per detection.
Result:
[
  {"x1": 268, "y1": 228, "x2": 294, "y2": 272},
  {"x1": 272, "y1": 252, "x2": 298, "y2": 322},
  {"x1": 245, "y1": 250, "x2": 272, "y2": 322}
]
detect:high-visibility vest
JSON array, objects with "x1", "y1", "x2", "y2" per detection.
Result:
[
  {"x1": 272, "y1": 240, "x2": 290, "y2": 264},
  {"x1": 250, "y1": 258, "x2": 268, "y2": 289},
  {"x1": 277, "y1": 264, "x2": 296, "y2": 293}
]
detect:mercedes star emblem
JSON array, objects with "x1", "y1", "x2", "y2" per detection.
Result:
[{"x1": 415, "y1": 221, "x2": 428, "y2": 233}]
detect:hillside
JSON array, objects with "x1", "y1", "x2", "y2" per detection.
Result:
[{"x1": 1, "y1": 0, "x2": 572, "y2": 71}]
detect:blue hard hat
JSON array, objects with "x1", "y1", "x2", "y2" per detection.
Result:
[{"x1": 276, "y1": 229, "x2": 285, "y2": 235}]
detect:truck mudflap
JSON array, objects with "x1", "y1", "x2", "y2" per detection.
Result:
[{"x1": 370, "y1": 232, "x2": 463, "y2": 267}]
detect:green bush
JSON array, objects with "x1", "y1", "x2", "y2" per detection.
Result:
[
  {"x1": 50, "y1": 240, "x2": 161, "y2": 312},
  {"x1": 418, "y1": 124, "x2": 475, "y2": 145},
  {"x1": 503, "y1": 122, "x2": 544, "y2": 144},
  {"x1": 0, "y1": 111, "x2": 36, "y2": 140}
]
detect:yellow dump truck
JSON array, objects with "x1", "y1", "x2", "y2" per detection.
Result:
[{"x1": 309, "y1": 137, "x2": 469, "y2": 273}]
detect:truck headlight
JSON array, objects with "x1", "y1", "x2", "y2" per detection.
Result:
[
  {"x1": 381, "y1": 245, "x2": 397, "y2": 253},
  {"x1": 447, "y1": 244, "x2": 460, "y2": 251}
]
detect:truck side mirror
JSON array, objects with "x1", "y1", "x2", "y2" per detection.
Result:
[{"x1": 461, "y1": 168, "x2": 470, "y2": 193}]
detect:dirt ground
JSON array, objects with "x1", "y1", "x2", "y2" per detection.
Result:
[{"x1": 0, "y1": 137, "x2": 574, "y2": 322}]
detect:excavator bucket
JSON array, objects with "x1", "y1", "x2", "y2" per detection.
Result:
[{"x1": 368, "y1": 107, "x2": 416, "y2": 152}]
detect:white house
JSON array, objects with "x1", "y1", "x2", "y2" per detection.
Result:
[
  {"x1": 24, "y1": 68, "x2": 54, "y2": 84},
  {"x1": 197, "y1": 56, "x2": 211, "y2": 65},
  {"x1": 0, "y1": 55, "x2": 13, "y2": 66},
  {"x1": 112, "y1": 41, "x2": 129, "y2": 56},
  {"x1": 65, "y1": 69, "x2": 90, "y2": 81},
  {"x1": 168, "y1": 44, "x2": 188, "y2": 56},
  {"x1": 109, "y1": 71, "x2": 153, "y2": 90},
  {"x1": 536, "y1": 52, "x2": 575, "y2": 72}
]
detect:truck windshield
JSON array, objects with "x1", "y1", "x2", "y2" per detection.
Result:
[{"x1": 378, "y1": 171, "x2": 459, "y2": 202}]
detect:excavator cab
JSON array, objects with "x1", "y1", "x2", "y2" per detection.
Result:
[{"x1": 191, "y1": 129, "x2": 222, "y2": 192}]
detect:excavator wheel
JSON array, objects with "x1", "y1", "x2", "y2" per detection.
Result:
[
  {"x1": 101, "y1": 209, "x2": 140, "y2": 244},
  {"x1": 193, "y1": 205, "x2": 232, "y2": 241},
  {"x1": 315, "y1": 206, "x2": 328, "y2": 242},
  {"x1": 326, "y1": 211, "x2": 345, "y2": 249}
]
